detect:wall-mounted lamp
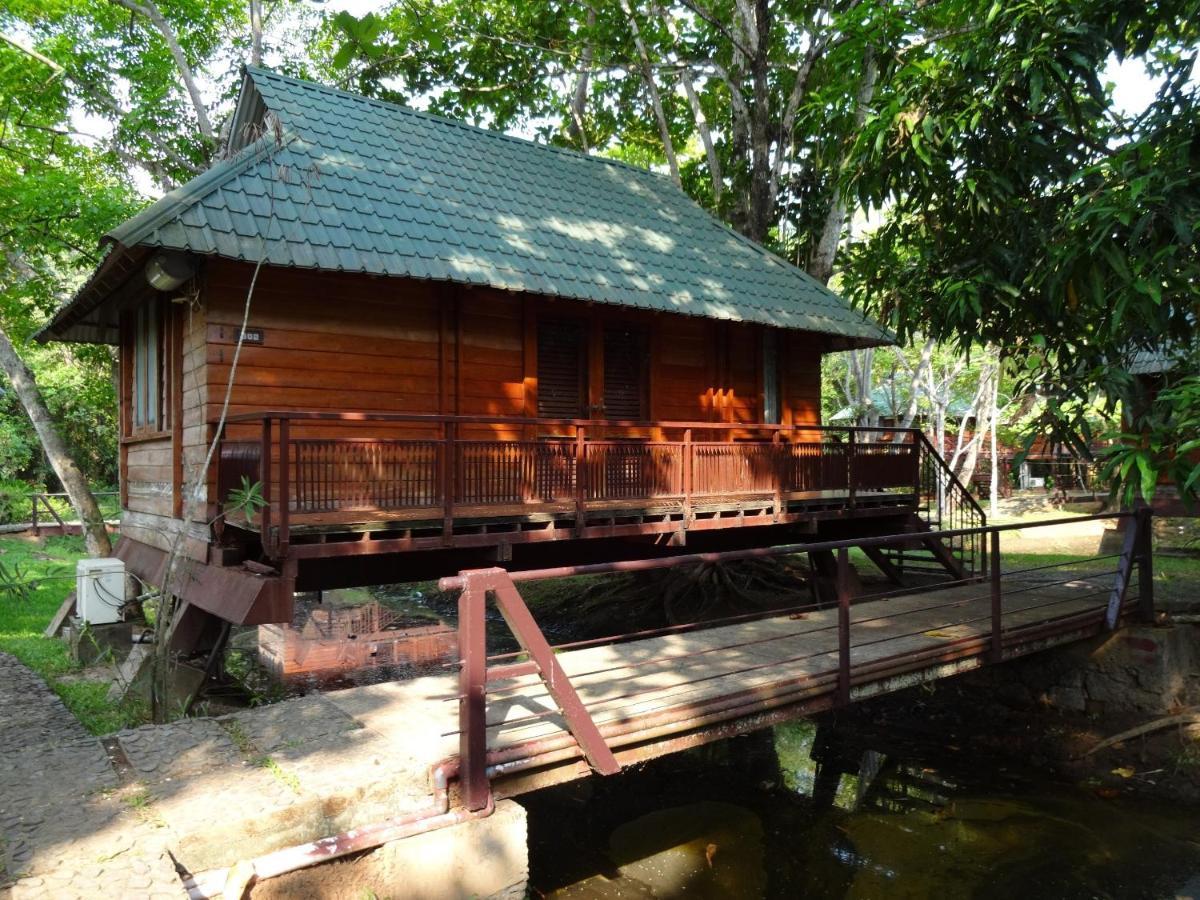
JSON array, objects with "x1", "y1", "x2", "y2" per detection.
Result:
[{"x1": 145, "y1": 251, "x2": 197, "y2": 292}]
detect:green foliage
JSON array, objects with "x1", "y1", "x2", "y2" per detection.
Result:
[
  {"x1": 1099, "y1": 367, "x2": 1200, "y2": 507},
  {"x1": 0, "y1": 479, "x2": 28, "y2": 525},
  {"x1": 838, "y1": 0, "x2": 1200, "y2": 497}
]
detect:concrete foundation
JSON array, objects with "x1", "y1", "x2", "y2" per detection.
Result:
[
  {"x1": 250, "y1": 799, "x2": 528, "y2": 900},
  {"x1": 983, "y1": 624, "x2": 1199, "y2": 715}
]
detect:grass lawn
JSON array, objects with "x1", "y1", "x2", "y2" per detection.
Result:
[
  {"x1": 1000, "y1": 549, "x2": 1200, "y2": 607},
  {"x1": 0, "y1": 534, "x2": 147, "y2": 735}
]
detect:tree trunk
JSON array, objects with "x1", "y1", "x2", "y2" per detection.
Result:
[
  {"x1": 809, "y1": 45, "x2": 878, "y2": 284},
  {"x1": 0, "y1": 326, "x2": 112, "y2": 556},
  {"x1": 744, "y1": 0, "x2": 773, "y2": 243},
  {"x1": 989, "y1": 369, "x2": 1000, "y2": 518},
  {"x1": 893, "y1": 338, "x2": 934, "y2": 440},
  {"x1": 567, "y1": 9, "x2": 595, "y2": 152},
  {"x1": 620, "y1": 0, "x2": 681, "y2": 187},
  {"x1": 249, "y1": 0, "x2": 263, "y2": 66},
  {"x1": 109, "y1": 0, "x2": 215, "y2": 142}
]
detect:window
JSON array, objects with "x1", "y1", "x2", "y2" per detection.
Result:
[
  {"x1": 762, "y1": 330, "x2": 780, "y2": 424},
  {"x1": 603, "y1": 324, "x2": 648, "y2": 420},
  {"x1": 130, "y1": 302, "x2": 167, "y2": 433},
  {"x1": 537, "y1": 319, "x2": 588, "y2": 418}
]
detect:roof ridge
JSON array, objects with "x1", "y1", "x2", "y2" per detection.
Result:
[
  {"x1": 108, "y1": 130, "x2": 294, "y2": 248},
  {"x1": 245, "y1": 65, "x2": 662, "y2": 180}
]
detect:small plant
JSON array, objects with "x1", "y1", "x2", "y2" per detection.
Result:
[
  {"x1": 257, "y1": 755, "x2": 301, "y2": 793},
  {"x1": 0, "y1": 559, "x2": 33, "y2": 602},
  {"x1": 225, "y1": 477, "x2": 267, "y2": 523},
  {"x1": 221, "y1": 718, "x2": 255, "y2": 755},
  {"x1": 0, "y1": 479, "x2": 29, "y2": 525}
]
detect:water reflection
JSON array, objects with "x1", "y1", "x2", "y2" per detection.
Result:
[{"x1": 525, "y1": 719, "x2": 1200, "y2": 899}]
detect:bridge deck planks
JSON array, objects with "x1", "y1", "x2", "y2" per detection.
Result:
[
  {"x1": 326, "y1": 573, "x2": 1120, "y2": 809},
  {"x1": 470, "y1": 573, "x2": 1115, "y2": 751}
]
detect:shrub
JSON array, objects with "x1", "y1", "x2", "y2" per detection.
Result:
[{"x1": 0, "y1": 480, "x2": 31, "y2": 526}]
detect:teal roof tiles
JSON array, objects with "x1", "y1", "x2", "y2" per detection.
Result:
[{"x1": 99, "y1": 67, "x2": 893, "y2": 344}]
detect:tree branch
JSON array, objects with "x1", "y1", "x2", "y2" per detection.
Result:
[{"x1": 107, "y1": 0, "x2": 215, "y2": 142}]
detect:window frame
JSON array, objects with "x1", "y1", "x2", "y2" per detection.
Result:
[
  {"x1": 762, "y1": 329, "x2": 781, "y2": 425},
  {"x1": 124, "y1": 299, "x2": 171, "y2": 439}
]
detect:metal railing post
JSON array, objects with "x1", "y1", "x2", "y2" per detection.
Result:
[
  {"x1": 30, "y1": 495, "x2": 38, "y2": 533},
  {"x1": 837, "y1": 547, "x2": 851, "y2": 704},
  {"x1": 1137, "y1": 506, "x2": 1155, "y2": 623},
  {"x1": 846, "y1": 429, "x2": 857, "y2": 510},
  {"x1": 457, "y1": 572, "x2": 490, "y2": 811},
  {"x1": 260, "y1": 416, "x2": 272, "y2": 550},
  {"x1": 990, "y1": 530, "x2": 1002, "y2": 663}
]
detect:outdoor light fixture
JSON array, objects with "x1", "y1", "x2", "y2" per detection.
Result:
[{"x1": 145, "y1": 251, "x2": 197, "y2": 291}]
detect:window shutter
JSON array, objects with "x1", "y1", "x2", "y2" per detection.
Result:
[
  {"x1": 603, "y1": 325, "x2": 648, "y2": 420},
  {"x1": 537, "y1": 319, "x2": 587, "y2": 418}
]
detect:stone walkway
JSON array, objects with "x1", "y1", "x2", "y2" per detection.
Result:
[{"x1": 0, "y1": 654, "x2": 458, "y2": 899}]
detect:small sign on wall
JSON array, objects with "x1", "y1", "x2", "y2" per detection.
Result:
[{"x1": 240, "y1": 328, "x2": 265, "y2": 345}]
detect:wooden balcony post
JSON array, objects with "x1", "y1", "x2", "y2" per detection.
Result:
[
  {"x1": 836, "y1": 547, "x2": 851, "y2": 705},
  {"x1": 442, "y1": 421, "x2": 455, "y2": 541},
  {"x1": 260, "y1": 416, "x2": 272, "y2": 549},
  {"x1": 683, "y1": 427, "x2": 693, "y2": 524},
  {"x1": 278, "y1": 416, "x2": 290, "y2": 556},
  {"x1": 574, "y1": 423, "x2": 586, "y2": 535},
  {"x1": 989, "y1": 529, "x2": 1002, "y2": 663}
]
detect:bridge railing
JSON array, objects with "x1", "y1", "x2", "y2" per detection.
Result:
[{"x1": 437, "y1": 508, "x2": 1152, "y2": 811}]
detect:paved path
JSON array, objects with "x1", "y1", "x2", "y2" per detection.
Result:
[{"x1": 0, "y1": 652, "x2": 454, "y2": 899}]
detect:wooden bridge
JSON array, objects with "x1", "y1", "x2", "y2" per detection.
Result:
[{"x1": 182, "y1": 509, "x2": 1152, "y2": 895}]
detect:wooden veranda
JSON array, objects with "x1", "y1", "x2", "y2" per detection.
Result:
[{"x1": 216, "y1": 413, "x2": 984, "y2": 568}]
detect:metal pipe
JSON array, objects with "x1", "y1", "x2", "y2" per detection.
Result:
[
  {"x1": 182, "y1": 761, "x2": 475, "y2": 900},
  {"x1": 437, "y1": 511, "x2": 1134, "y2": 591}
]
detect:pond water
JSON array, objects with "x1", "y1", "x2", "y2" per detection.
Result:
[{"x1": 522, "y1": 719, "x2": 1200, "y2": 899}]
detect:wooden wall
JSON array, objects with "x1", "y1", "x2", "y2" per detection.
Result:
[{"x1": 119, "y1": 258, "x2": 834, "y2": 534}]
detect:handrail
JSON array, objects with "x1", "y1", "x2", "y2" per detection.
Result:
[
  {"x1": 214, "y1": 410, "x2": 923, "y2": 435},
  {"x1": 916, "y1": 432, "x2": 986, "y2": 521},
  {"x1": 28, "y1": 491, "x2": 120, "y2": 533},
  {"x1": 439, "y1": 508, "x2": 1153, "y2": 807},
  {"x1": 218, "y1": 413, "x2": 928, "y2": 558}
]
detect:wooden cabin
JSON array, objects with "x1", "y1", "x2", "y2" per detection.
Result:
[{"x1": 40, "y1": 67, "x2": 980, "y2": 647}]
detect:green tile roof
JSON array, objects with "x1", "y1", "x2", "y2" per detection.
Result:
[{"x1": 62, "y1": 67, "x2": 893, "y2": 345}]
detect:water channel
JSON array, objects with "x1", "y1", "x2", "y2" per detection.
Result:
[{"x1": 521, "y1": 718, "x2": 1200, "y2": 899}]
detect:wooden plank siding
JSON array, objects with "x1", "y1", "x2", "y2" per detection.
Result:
[{"x1": 118, "y1": 258, "x2": 834, "y2": 539}]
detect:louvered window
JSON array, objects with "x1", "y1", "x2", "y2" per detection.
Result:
[
  {"x1": 603, "y1": 324, "x2": 648, "y2": 420},
  {"x1": 537, "y1": 319, "x2": 588, "y2": 418}
]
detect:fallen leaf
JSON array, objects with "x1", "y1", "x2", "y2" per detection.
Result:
[{"x1": 1111, "y1": 766, "x2": 1135, "y2": 779}]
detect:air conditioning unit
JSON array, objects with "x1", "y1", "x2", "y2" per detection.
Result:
[{"x1": 76, "y1": 558, "x2": 127, "y2": 625}]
